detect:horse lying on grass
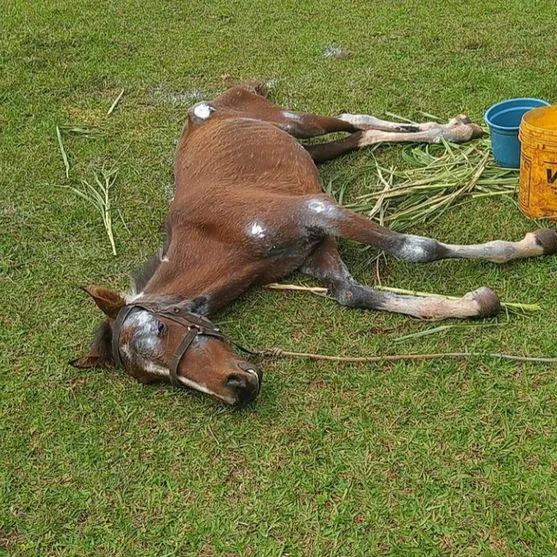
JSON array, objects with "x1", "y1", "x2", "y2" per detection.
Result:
[{"x1": 72, "y1": 82, "x2": 557, "y2": 406}]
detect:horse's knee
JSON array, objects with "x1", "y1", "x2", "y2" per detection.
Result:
[{"x1": 392, "y1": 235, "x2": 447, "y2": 263}]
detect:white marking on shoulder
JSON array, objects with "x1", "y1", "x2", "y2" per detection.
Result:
[
  {"x1": 248, "y1": 221, "x2": 266, "y2": 239},
  {"x1": 193, "y1": 103, "x2": 213, "y2": 120}
]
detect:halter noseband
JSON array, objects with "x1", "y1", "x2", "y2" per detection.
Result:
[{"x1": 111, "y1": 302, "x2": 227, "y2": 386}]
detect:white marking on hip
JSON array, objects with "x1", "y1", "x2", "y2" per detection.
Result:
[{"x1": 193, "y1": 103, "x2": 213, "y2": 120}]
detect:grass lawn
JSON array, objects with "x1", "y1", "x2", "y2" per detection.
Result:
[{"x1": 3, "y1": 0, "x2": 557, "y2": 554}]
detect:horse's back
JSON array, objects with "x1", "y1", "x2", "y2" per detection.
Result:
[{"x1": 174, "y1": 115, "x2": 322, "y2": 202}]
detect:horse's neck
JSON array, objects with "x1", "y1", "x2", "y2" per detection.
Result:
[{"x1": 140, "y1": 236, "x2": 251, "y2": 315}]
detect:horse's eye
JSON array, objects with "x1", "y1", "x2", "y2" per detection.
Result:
[{"x1": 157, "y1": 321, "x2": 167, "y2": 336}]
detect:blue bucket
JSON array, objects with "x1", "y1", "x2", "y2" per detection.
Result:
[{"x1": 485, "y1": 98, "x2": 550, "y2": 168}]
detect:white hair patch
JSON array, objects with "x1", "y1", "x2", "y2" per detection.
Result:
[
  {"x1": 306, "y1": 199, "x2": 338, "y2": 216},
  {"x1": 125, "y1": 291, "x2": 144, "y2": 304},
  {"x1": 143, "y1": 361, "x2": 170, "y2": 377},
  {"x1": 193, "y1": 103, "x2": 213, "y2": 120},
  {"x1": 282, "y1": 110, "x2": 301, "y2": 121},
  {"x1": 248, "y1": 222, "x2": 266, "y2": 239}
]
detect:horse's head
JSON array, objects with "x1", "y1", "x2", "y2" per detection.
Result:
[{"x1": 71, "y1": 286, "x2": 262, "y2": 406}]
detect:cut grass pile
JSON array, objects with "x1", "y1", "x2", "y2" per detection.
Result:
[{"x1": 329, "y1": 137, "x2": 519, "y2": 232}]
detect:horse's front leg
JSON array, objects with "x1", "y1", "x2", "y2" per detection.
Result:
[{"x1": 300, "y1": 239, "x2": 501, "y2": 320}]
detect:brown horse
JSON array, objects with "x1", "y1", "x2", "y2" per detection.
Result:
[{"x1": 72, "y1": 82, "x2": 557, "y2": 406}]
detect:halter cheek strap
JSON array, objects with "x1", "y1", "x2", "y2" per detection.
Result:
[{"x1": 168, "y1": 325, "x2": 200, "y2": 386}]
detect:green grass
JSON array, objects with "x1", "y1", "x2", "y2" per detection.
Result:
[{"x1": 2, "y1": 0, "x2": 557, "y2": 554}]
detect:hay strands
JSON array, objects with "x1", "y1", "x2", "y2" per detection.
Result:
[
  {"x1": 56, "y1": 126, "x2": 70, "y2": 178},
  {"x1": 107, "y1": 88, "x2": 124, "y2": 116},
  {"x1": 60, "y1": 166, "x2": 119, "y2": 255},
  {"x1": 341, "y1": 138, "x2": 519, "y2": 233}
]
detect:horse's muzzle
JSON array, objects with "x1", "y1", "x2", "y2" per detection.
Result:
[{"x1": 227, "y1": 361, "x2": 263, "y2": 405}]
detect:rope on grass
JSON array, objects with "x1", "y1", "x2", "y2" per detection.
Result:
[
  {"x1": 256, "y1": 283, "x2": 554, "y2": 364},
  {"x1": 252, "y1": 348, "x2": 557, "y2": 365}
]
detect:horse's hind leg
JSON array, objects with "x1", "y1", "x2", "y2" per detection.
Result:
[
  {"x1": 338, "y1": 112, "x2": 484, "y2": 139},
  {"x1": 305, "y1": 117, "x2": 486, "y2": 163},
  {"x1": 211, "y1": 86, "x2": 358, "y2": 138},
  {"x1": 304, "y1": 115, "x2": 485, "y2": 162},
  {"x1": 298, "y1": 195, "x2": 557, "y2": 264},
  {"x1": 301, "y1": 239, "x2": 501, "y2": 319}
]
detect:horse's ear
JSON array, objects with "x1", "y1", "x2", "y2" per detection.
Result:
[
  {"x1": 70, "y1": 353, "x2": 112, "y2": 369},
  {"x1": 80, "y1": 286, "x2": 125, "y2": 319},
  {"x1": 70, "y1": 320, "x2": 115, "y2": 369}
]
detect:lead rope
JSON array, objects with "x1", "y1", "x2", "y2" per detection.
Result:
[{"x1": 245, "y1": 347, "x2": 557, "y2": 365}]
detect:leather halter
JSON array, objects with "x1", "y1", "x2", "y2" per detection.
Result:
[{"x1": 111, "y1": 302, "x2": 227, "y2": 387}]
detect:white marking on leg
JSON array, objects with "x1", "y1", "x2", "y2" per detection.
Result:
[
  {"x1": 306, "y1": 199, "x2": 340, "y2": 217},
  {"x1": 396, "y1": 235, "x2": 435, "y2": 263},
  {"x1": 358, "y1": 130, "x2": 381, "y2": 147},
  {"x1": 442, "y1": 232, "x2": 545, "y2": 263},
  {"x1": 337, "y1": 113, "x2": 374, "y2": 127},
  {"x1": 380, "y1": 293, "x2": 482, "y2": 320}
]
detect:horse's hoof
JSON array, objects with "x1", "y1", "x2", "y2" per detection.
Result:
[
  {"x1": 533, "y1": 228, "x2": 557, "y2": 255},
  {"x1": 453, "y1": 114, "x2": 472, "y2": 125},
  {"x1": 467, "y1": 287, "x2": 501, "y2": 318}
]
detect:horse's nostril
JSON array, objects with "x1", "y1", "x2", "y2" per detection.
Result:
[
  {"x1": 237, "y1": 361, "x2": 263, "y2": 384},
  {"x1": 226, "y1": 366, "x2": 261, "y2": 405},
  {"x1": 226, "y1": 373, "x2": 246, "y2": 389}
]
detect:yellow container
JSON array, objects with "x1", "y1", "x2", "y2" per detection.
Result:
[{"x1": 519, "y1": 105, "x2": 557, "y2": 219}]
